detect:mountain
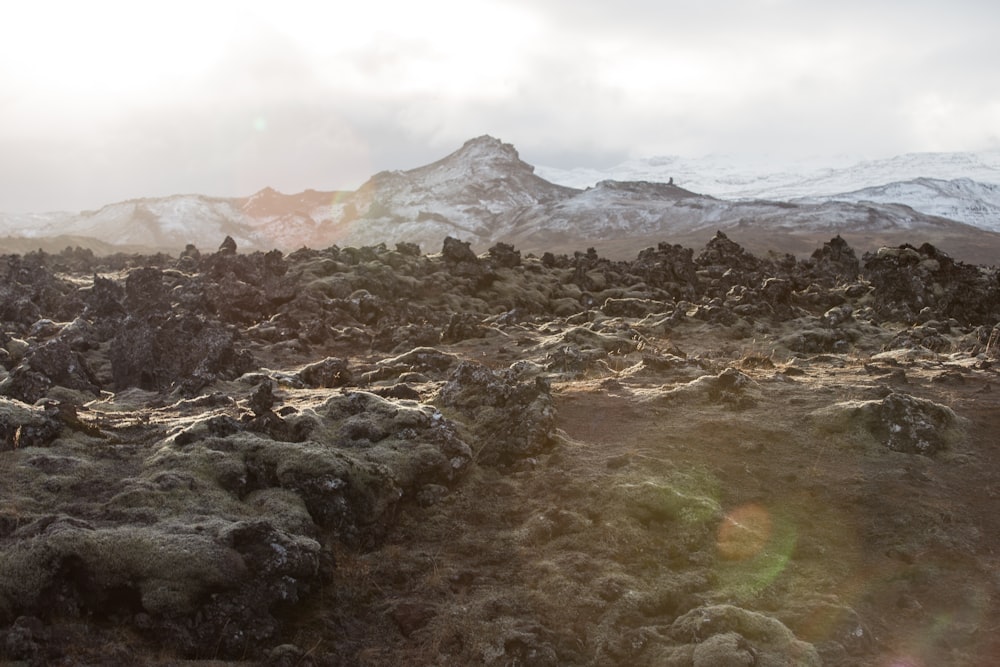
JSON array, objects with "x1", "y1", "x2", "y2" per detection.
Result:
[
  {"x1": 316, "y1": 135, "x2": 578, "y2": 249},
  {"x1": 536, "y1": 151, "x2": 1000, "y2": 231},
  {"x1": 792, "y1": 178, "x2": 1000, "y2": 234},
  {"x1": 3, "y1": 136, "x2": 1000, "y2": 264},
  {"x1": 536, "y1": 150, "x2": 1000, "y2": 199},
  {"x1": 502, "y1": 180, "x2": 1000, "y2": 263}
]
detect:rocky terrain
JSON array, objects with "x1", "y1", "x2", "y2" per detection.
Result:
[{"x1": 2, "y1": 232, "x2": 1000, "y2": 666}]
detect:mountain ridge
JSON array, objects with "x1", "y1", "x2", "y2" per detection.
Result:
[
  {"x1": 792, "y1": 177, "x2": 1000, "y2": 233},
  {"x1": 536, "y1": 149, "x2": 1000, "y2": 197},
  {"x1": 3, "y1": 136, "x2": 1000, "y2": 264}
]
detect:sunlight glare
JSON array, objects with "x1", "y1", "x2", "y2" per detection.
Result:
[{"x1": 2, "y1": 2, "x2": 236, "y2": 101}]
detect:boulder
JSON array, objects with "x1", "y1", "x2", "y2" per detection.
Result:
[
  {"x1": 812, "y1": 391, "x2": 960, "y2": 455},
  {"x1": 666, "y1": 605, "x2": 820, "y2": 667},
  {"x1": 441, "y1": 236, "x2": 478, "y2": 265},
  {"x1": 437, "y1": 361, "x2": 555, "y2": 466},
  {"x1": 487, "y1": 242, "x2": 521, "y2": 268},
  {"x1": 296, "y1": 357, "x2": 352, "y2": 388},
  {"x1": 696, "y1": 232, "x2": 760, "y2": 273},
  {"x1": 0, "y1": 397, "x2": 62, "y2": 450},
  {"x1": 110, "y1": 313, "x2": 256, "y2": 393},
  {"x1": 1, "y1": 339, "x2": 101, "y2": 403},
  {"x1": 809, "y1": 235, "x2": 860, "y2": 284}
]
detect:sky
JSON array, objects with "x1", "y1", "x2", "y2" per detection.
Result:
[{"x1": 1, "y1": 0, "x2": 999, "y2": 212}]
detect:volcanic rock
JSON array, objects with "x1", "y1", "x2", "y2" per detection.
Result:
[
  {"x1": 437, "y1": 361, "x2": 555, "y2": 466},
  {"x1": 809, "y1": 235, "x2": 860, "y2": 284},
  {"x1": 665, "y1": 605, "x2": 820, "y2": 666},
  {"x1": 862, "y1": 242, "x2": 1000, "y2": 325},
  {"x1": 296, "y1": 357, "x2": 352, "y2": 388},
  {"x1": 2, "y1": 230, "x2": 1000, "y2": 665},
  {"x1": 812, "y1": 391, "x2": 960, "y2": 455},
  {"x1": 0, "y1": 398, "x2": 62, "y2": 450}
]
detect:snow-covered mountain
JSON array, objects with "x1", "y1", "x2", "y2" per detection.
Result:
[
  {"x1": 322, "y1": 135, "x2": 577, "y2": 248},
  {"x1": 0, "y1": 188, "x2": 357, "y2": 253},
  {"x1": 536, "y1": 151, "x2": 1000, "y2": 231},
  {"x1": 792, "y1": 178, "x2": 1000, "y2": 234},
  {"x1": 536, "y1": 151, "x2": 1000, "y2": 200},
  {"x1": 3, "y1": 136, "x2": 1000, "y2": 264}
]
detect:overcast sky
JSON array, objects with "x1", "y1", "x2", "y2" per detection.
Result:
[{"x1": 1, "y1": 0, "x2": 998, "y2": 212}]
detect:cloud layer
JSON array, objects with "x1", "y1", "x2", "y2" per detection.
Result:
[{"x1": 2, "y1": 0, "x2": 998, "y2": 212}]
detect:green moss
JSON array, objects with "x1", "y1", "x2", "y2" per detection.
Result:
[{"x1": 0, "y1": 523, "x2": 245, "y2": 617}]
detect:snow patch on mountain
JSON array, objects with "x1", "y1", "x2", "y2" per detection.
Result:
[
  {"x1": 536, "y1": 151, "x2": 1000, "y2": 199},
  {"x1": 536, "y1": 151, "x2": 1000, "y2": 231},
  {"x1": 794, "y1": 178, "x2": 1000, "y2": 233}
]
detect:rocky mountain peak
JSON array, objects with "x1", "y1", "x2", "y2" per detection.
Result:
[{"x1": 434, "y1": 134, "x2": 534, "y2": 175}]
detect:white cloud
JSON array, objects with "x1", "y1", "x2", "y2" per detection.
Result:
[{"x1": 1, "y1": 0, "x2": 998, "y2": 211}]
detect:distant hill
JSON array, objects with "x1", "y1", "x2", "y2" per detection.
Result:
[{"x1": 536, "y1": 150, "x2": 1000, "y2": 232}]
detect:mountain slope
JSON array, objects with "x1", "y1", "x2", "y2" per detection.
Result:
[{"x1": 793, "y1": 178, "x2": 1000, "y2": 233}]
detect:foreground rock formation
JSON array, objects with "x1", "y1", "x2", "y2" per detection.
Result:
[{"x1": 2, "y1": 234, "x2": 1000, "y2": 665}]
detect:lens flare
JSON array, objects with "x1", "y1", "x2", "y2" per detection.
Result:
[
  {"x1": 717, "y1": 503, "x2": 773, "y2": 561},
  {"x1": 716, "y1": 503, "x2": 797, "y2": 596}
]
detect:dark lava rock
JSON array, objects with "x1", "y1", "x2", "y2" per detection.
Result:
[
  {"x1": 0, "y1": 398, "x2": 62, "y2": 451},
  {"x1": 192, "y1": 249, "x2": 293, "y2": 326},
  {"x1": 218, "y1": 235, "x2": 238, "y2": 255},
  {"x1": 124, "y1": 267, "x2": 170, "y2": 316},
  {"x1": 441, "y1": 236, "x2": 478, "y2": 265},
  {"x1": 395, "y1": 241, "x2": 422, "y2": 257},
  {"x1": 809, "y1": 235, "x2": 860, "y2": 284},
  {"x1": 437, "y1": 361, "x2": 555, "y2": 466},
  {"x1": 440, "y1": 312, "x2": 487, "y2": 344},
  {"x1": 370, "y1": 384, "x2": 422, "y2": 401},
  {"x1": 816, "y1": 391, "x2": 958, "y2": 456},
  {"x1": 487, "y1": 242, "x2": 522, "y2": 268},
  {"x1": 110, "y1": 312, "x2": 256, "y2": 393},
  {"x1": 441, "y1": 236, "x2": 496, "y2": 287},
  {"x1": 862, "y1": 243, "x2": 1000, "y2": 325},
  {"x1": 874, "y1": 392, "x2": 958, "y2": 455},
  {"x1": 696, "y1": 231, "x2": 761, "y2": 273},
  {"x1": 249, "y1": 381, "x2": 277, "y2": 416},
  {"x1": 2, "y1": 339, "x2": 101, "y2": 403},
  {"x1": 0, "y1": 255, "x2": 82, "y2": 331},
  {"x1": 82, "y1": 274, "x2": 126, "y2": 327},
  {"x1": 634, "y1": 242, "x2": 700, "y2": 298},
  {"x1": 297, "y1": 357, "x2": 352, "y2": 388}
]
